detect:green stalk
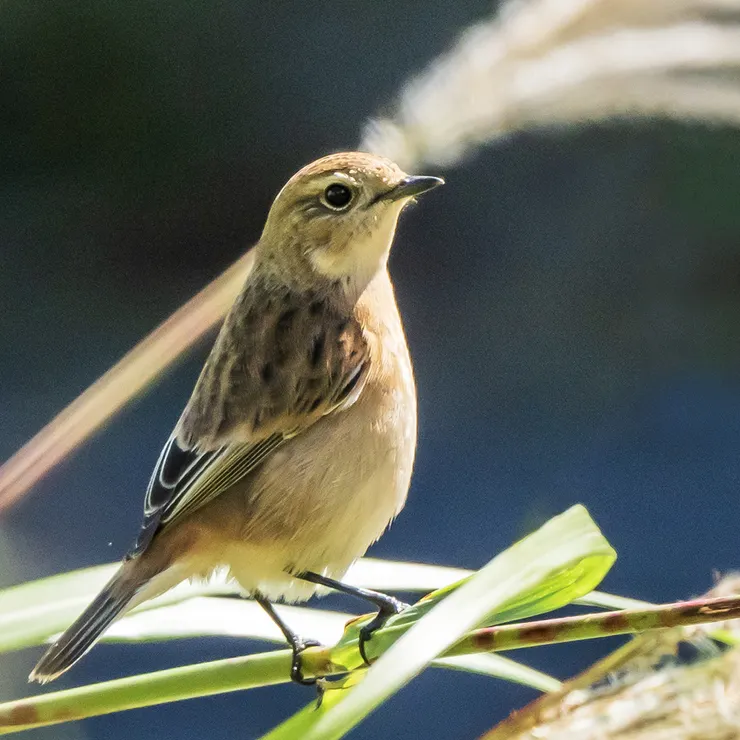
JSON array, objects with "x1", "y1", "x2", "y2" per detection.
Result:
[
  {"x1": 3, "y1": 593, "x2": 739, "y2": 735},
  {"x1": 441, "y1": 593, "x2": 740, "y2": 657},
  {"x1": 0, "y1": 649, "x2": 300, "y2": 734}
]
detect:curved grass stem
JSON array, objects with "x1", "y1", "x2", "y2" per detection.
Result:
[{"x1": 3, "y1": 593, "x2": 740, "y2": 735}]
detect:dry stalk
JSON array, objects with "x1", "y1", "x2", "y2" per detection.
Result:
[{"x1": 481, "y1": 574, "x2": 740, "y2": 740}]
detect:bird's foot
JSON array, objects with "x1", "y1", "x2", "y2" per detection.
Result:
[
  {"x1": 358, "y1": 597, "x2": 408, "y2": 666},
  {"x1": 290, "y1": 638, "x2": 323, "y2": 686}
]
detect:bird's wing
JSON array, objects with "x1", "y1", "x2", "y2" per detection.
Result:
[
  {"x1": 132, "y1": 434, "x2": 284, "y2": 554},
  {"x1": 131, "y1": 285, "x2": 371, "y2": 555}
]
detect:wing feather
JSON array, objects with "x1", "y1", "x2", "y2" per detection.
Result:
[{"x1": 131, "y1": 281, "x2": 370, "y2": 555}]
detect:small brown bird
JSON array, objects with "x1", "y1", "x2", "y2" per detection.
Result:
[{"x1": 30, "y1": 152, "x2": 443, "y2": 685}]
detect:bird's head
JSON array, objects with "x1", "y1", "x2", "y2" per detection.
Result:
[{"x1": 258, "y1": 152, "x2": 443, "y2": 293}]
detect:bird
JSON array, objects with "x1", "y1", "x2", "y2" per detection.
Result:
[{"x1": 30, "y1": 151, "x2": 443, "y2": 685}]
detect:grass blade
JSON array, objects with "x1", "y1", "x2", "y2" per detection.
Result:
[
  {"x1": 0, "y1": 565, "x2": 233, "y2": 654},
  {"x1": 102, "y1": 598, "x2": 353, "y2": 645},
  {"x1": 433, "y1": 655, "x2": 561, "y2": 691},
  {"x1": 104, "y1": 598, "x2": 560, "y2": 687},
  {"x1": 0, "y1": 558, "x2": 471, "y2": 655},
  {"x1": 576, "y1": 590, "x2": 652, "y2": 610},
  {"x1": 5, "y1": 590, "x2": 739, "y2": 736},
  {"x1": 289, "y1": 505, "x2": 615, "y2": 740}
]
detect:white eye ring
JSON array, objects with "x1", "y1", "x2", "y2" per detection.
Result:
[{"x1": 321, "y1": 183, "x2": 354, "y2": 211}]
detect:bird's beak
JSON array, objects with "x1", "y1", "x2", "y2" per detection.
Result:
[{"x1": 377, "y1": 175, "x2": 445, "y2": 203}]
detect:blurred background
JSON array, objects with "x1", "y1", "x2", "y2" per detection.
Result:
[{"x1": 2, "y1": 0, "x2": 740, "y2": 738}]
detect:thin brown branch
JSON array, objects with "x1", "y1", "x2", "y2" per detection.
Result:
[{"x1": 0, "y1": 250, "x2": 254, "y2": 513}]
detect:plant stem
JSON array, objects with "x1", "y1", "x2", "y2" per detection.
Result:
[
  {"x1": 0, "y1": 649, "x2": 299, "y2": 734},
  {"x1": 442, "y1": 594, "x2": 740, "y2": 657},
  {"x1": 2, "y1": 593, "x2": 738, "y2": 735},
  {"x1": 0, "y1": 250, "x2": 254, "y2": 514}
]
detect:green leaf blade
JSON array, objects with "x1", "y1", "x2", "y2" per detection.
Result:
[{"x1": 285, "y1": 505, "x2": 615, "y2": 740}]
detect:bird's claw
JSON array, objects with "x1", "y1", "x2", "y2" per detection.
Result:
[
  {"x1": 358, "y1": 597, "x2": 408, "y2": 666},
  {"x1": 290, "y1": 638, "x2": 322, "y2": 685}
]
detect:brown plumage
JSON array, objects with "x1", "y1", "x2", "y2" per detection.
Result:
[{"x1": 30, "y1": 152, "x2": 443, "y2": 684}]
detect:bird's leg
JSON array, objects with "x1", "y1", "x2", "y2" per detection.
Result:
[
  {"x1": 253, "y1": 593, "x2": 321, "y2": 685},
  {"x1": 295, "y1": 571, "x2": 408, "y2": 666}
]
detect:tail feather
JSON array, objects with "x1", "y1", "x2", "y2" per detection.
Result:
[{"x1": 29, "y1": 567, "x2": 141, "y2": 684}]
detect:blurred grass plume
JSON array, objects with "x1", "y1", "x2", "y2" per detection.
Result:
[
  {"x1": 361, "y1": 0, "x2": 740, "y2": 167},
  {"x1": 4, "y1": 0, "x2": 740, "y2": 507}
]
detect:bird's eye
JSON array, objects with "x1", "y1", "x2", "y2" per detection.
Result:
[{"x1": 322, "y1": 183, "x2": 353, "y2": 210}]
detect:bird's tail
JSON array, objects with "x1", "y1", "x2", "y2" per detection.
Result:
[{"x1": 29, "y1": 561, "x2": 150, "y2": 684}]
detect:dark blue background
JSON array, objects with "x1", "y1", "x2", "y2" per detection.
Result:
[{"x1": 2, "y1": 2, "x2": 740, "y2": 738}]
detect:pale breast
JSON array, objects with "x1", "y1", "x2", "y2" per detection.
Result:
[
  {"x1": 218, "y1": 291, "x2": 413, "y2": 596},
  {"x1": 239, "y1": 317, "x2": 416, "y2": 568},
  {"x1": 180, "y1": 271, "x2": 417, "y2": 601}
]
